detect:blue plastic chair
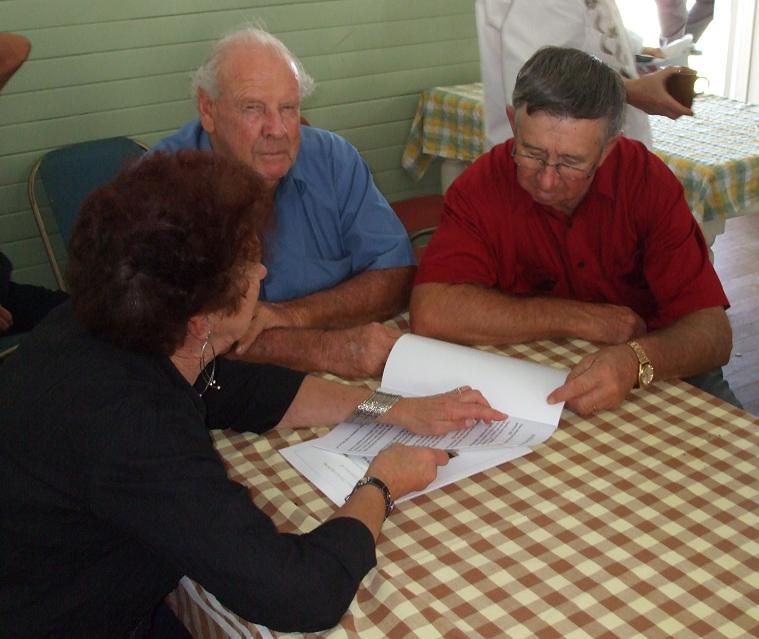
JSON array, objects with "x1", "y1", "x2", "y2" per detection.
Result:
[{"x1": 27, "y1": 136, "x2": 148, "y2": 290}]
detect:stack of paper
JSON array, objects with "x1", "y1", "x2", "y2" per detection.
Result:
[{"x1": 280, "y1": 334, "x2": 569, "y2": 506}]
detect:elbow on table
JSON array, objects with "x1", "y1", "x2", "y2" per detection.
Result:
[
  {"x1": 296, "y1": 573, "x2": 363, "y2": 632},
  {"x1": 711, "y1": 308, "x2": 733, "y2": 368},
  {"x1": 717, "y1": 325, "x2": 733, "y2": 368},
  {"x1": 239, "y1": 570, "x2": 360, "y2": 633},
  {"x1": 409, "y1": 288, "x2": 445, "y2": 338}
]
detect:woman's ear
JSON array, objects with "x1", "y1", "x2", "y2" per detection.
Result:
[{"x1": 186, "y1": 313, "x2": 210, "y2": 342}]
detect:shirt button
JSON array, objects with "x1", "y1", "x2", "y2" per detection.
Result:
[{"x1": 577, "y1": 260, "x2": 586, "y2": 268}]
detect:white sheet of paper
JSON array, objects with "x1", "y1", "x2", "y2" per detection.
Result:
[
  {"x1": 280, "y1": 440, "x2": 531, "y2": 506},
  {"x1": 279, "y1": 335, "x2": 564, "y2": 505},
  {"x1": 313, "y1": 416, "x2": 555, "y2": 457},
  {"x1": 382, "y1": 334, "x2": 568, "y2": 424},
  {"x1": 314, "y1": 334, "x2": 568, "y2": 457}
]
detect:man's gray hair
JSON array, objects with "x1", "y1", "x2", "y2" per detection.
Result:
[
  {"x1": 512, "y1": 46, "x2": 625, "y2": 141},
  {"x1": 191, "y1": 25, "x2": 316, "y2": 100}
]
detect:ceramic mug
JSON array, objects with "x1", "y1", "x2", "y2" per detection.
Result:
[{"x1": 665, "y1": 67, "x2": 708, "y2": 109}]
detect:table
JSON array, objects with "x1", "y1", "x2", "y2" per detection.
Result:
[
  {"x1": 402, "y1": 84, "x2": 759, "y2": 243},
  {"x1": 167, "y1": 316, "x2": 759, "y2": 638}
]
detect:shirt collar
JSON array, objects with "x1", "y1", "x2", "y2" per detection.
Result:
[
  {"x1": 279, "y1": 157, "x2": 308, "y2": 196},
  {"x1": 274, "y1": 135, "x2": 308, "y2": 196},
  {"x1": 588, "y1": 143, "x2": 618, "y2": 204},
  {"x1": 197, "y1": 127, "x2": 213, "y2": 152}
]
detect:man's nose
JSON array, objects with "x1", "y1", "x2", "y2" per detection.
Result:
[
  {"x1": 262, "y1": 109, "x2": 287, "y2": 136},
  {"x1": 536, "y1": 163, "x2": 561, "y2": 190}
]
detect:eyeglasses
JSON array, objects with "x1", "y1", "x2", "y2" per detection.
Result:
[{"x1": 511, "y1": 147, "x2": 597, "y2": 181}]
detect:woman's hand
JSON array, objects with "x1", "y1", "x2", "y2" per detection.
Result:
[
  {"x1": 367, "y1": 444, "x2": 450, "y2": 499},
  {"x1": 384, "y1": 386, "x2": 506, "y2": 436},
  {"x1": 337, "y1": 444, "x2": 450, "y2": 540},
  {"x1": 624, "y1": 67, "x2": 693, "y2": 119}
]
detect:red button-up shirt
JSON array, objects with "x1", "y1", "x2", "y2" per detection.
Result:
[{"x1": 415, "y1": 137, "x2": 728, "y2": 329}]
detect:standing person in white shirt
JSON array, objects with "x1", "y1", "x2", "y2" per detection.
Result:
[{"x1": 475, "y1": 0, "x2": 692, "y2": 150}]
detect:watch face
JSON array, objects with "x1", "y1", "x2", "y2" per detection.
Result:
[{"x1": 640, "y1": 363, "x2": 654, "y2": 387}]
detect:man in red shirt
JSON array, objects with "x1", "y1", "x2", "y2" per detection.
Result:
[{"x1": 411, "y1": 46, "x2": 739, "y2": 415}]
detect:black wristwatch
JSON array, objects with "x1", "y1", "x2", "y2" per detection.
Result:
[{"x1": 346, "y1": 476, "x2": 394, "y2": 520}]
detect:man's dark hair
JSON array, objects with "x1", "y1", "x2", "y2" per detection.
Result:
[
  {"x1": 67, "y1": 150, "x2": 269, "y2": 355},
  {"x1": 512, "y1": 46, "x2": 626, "y2": 141}
]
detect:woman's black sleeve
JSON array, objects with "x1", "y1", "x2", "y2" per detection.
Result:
[{"x1": 198, "y1": 359, "x2": 307, "y2": 433}]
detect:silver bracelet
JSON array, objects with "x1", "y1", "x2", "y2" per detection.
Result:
[
  {"x1": 347, "y1": 390, "x2": 401, "y2": 425},
  {"x1": 345, "y1": 476, "x2": 394, "y2": 519}
]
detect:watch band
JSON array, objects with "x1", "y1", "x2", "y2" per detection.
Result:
[
  {"x1": 626, "y1": 340, "x2": 654, "y2": 388},
  {"x1": 346, "y1": 476, "x2": 394, "y2": 519}
]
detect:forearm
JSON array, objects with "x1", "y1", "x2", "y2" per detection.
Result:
[
  {"x1": 275, "y1": 375, "x2": 455, "y2": 431},
  {"x1": 235, "y1": 322, "x2": 395, "y2": 379},
  {"x1": 277, "y1": 267, "x2": 414, "y2": 329},
  {"x1": 276, "y1": 375, "x2": 371, "y2": 429},
  {"x1": 624, "y1": 77, "x2": 650, "y2": 111},
  {"x1": 333, "y1": 489, "x2": 386, "y2": 542},
  {"x1": 238, "y1": 327, "x2": 330, "y2": 372},
  {"x1": 411, "y1": 283, "x2": 625, "y2": 345},
  {"x1": 633, "y1": 306, "x2": 731, "y2": 381}
]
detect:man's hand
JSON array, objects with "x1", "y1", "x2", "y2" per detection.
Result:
[
  {"x1": 235, "y1": 301, "x2": 303, "y2": 356},
  {"x1": 231, "y1": 321, "x2": 401, "y2": 379},
  {"x1": 320, "y1": 323, "x2": 402, "y2": 379},
  {"x1": 625, "y1": 66, "x2": 694, "y2": 119},
  {"x1": 0, "y1": 304, "x2": 13, "y2": 334},
  {"x1": 547, "y1": 344, "x2": 640, "y2": 416},
  {"x1": 574, "y1": 303, "x2": 647, "y2": 344}
]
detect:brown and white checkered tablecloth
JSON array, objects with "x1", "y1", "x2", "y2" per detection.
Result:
[{"x1": 167, "y1": 321, "x2": 759, "y2": 638}]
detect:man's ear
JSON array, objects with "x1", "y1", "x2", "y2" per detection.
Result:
[
  {"x1": 197, "y1": 90, "x2": 216, "y2": 135},
  {"x1": 506, "y1": 105, "x2": 516, "y2": 136}
]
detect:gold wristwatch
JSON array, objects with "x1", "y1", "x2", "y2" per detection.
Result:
[{"x1": 626, "y1": 340, "x2": 654, "y2": 388}]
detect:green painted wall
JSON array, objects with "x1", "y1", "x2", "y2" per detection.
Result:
[{"x1": 0, "y1": 0, "x2": 479, "y2": 288}]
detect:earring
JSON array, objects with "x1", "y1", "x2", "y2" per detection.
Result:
[{"x1": 199, "y1": 331, "x2": 221, "y2": 396}]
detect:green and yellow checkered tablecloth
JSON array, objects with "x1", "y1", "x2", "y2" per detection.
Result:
[
  {"x1": 402, "y1": 83, "x2": 759, "y2": 225},
  {"x1": 650, "y1": 97, "x2": 759, "y2": 224},
  {"x1": 402, "y1": 83, "x2": 485, "y2": 180}
]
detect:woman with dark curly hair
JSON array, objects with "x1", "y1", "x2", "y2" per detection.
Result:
[{"x1": 0, "y1": 150, "x2": 503, "y2": 638}]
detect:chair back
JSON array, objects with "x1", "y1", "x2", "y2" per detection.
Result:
[
  {"x1": 390, "y1": 194, "x2": 443, "y2": 260},
  {"x1": 27, "y1": 136, "x2": 148, "y2": 290}
]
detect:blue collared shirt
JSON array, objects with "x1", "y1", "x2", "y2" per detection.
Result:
[{"x1": 152, "y1": 121, "x2": 415, "y2": 302}]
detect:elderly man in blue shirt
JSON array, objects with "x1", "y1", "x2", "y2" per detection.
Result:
[{"x1": 153, "y1": 26, "x2": 415, "y2": 378}]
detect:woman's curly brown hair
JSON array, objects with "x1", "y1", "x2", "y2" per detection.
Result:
[{"x1": 67, "y1": 150, "x2": 270, "y2": 355}]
